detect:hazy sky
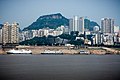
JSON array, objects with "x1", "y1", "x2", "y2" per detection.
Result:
[{"x1": 0, "y1": 0, "x2": 120, "y2": 29}]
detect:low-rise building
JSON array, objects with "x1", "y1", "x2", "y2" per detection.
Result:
[
  {"x1": 102, "y1": 33, "x2": 114, "y2": 45},
  {"x1": 20, "y1": 27, "x2": 65, "y2": 41}
]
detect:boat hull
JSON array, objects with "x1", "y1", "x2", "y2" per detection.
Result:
[
  {"x1": 41, "y1": 53, "x2": 63, "y2": 55},
  {"x1": 41, "y1": 50, "x2": 63, "y2": 55},
  {"x1": 7, "y1": 52, "x2": 32, "y2": 54},
  {"x1": 6, "y1": 49, "x2": 32, "y2": 54}
]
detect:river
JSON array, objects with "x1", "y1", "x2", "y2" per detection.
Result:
[{"x1": 0, "y1": 55, "x2": 120, "y2": 80}]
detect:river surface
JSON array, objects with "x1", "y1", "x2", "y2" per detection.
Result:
[{"x1": 0, "y1": 55, "x2": 120, "y2": 80}]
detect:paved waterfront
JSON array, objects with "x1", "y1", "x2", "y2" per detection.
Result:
[{"x1": 0, "y1": 55, "x2": 120, "y2": 80}]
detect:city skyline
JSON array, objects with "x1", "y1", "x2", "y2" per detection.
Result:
[{"x1": 0, "y1": 0, "x2": 120, "y2": 29}]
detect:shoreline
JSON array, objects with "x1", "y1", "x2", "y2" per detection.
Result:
[{"x1": 0, "y1": 46, "x2": 120, "y2": 55}]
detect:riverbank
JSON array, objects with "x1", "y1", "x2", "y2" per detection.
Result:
[
  {"x1": 0, "y1": 46, "x2": 120, "y2": 55},
  {"x1": 0, "y1": 49, "x2": 6, "y2": 55},
  {"x1": 17, "y1": 46, "x2": 80, "y2": 55}
]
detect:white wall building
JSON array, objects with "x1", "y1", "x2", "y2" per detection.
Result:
[
  {"x1": 32, "y1": 30, "x2": 38, "y2": 38},
  {"x1": 103, "y1": 33, "x2": 114, "y2": 45},
  {"x1": 101, "y1": 18, "x2": 114, "y2": 34},
  {"x1": 2, "y1": 22, "x2": 19, "y2": 44},
  {"x1": 79, "y1": 17, "x2": 84, "y2": 34},
  {"x1": 93, "y1": 26, "x2": 99, "y2": 32},
  {"x1": 114, "y1": 26, "x2": 120, "y2": 33},
  {"x1": 21, "y1": 27, "x2": 64, "y2": 41},
  {"x1": 0, "y1": 28, "x2": 2, "y2": 43}
]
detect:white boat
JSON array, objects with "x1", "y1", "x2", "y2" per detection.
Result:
[
  {"x1": 6, "y1": 49, "x2": 32, "y2": 54},
  {"x1": 41, "y1": 50, "x2": 63, "y2": 55},
  {"x1": 79, "y1": 50, "x2": 90, "y2": 55}
]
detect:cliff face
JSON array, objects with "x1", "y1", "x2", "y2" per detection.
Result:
[{"x1": 23, "y1": 13, "x2": 69, "y2": 31}]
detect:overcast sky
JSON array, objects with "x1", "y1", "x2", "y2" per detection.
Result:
[{"x1": 0, "y1": 0, "x2": 120, "y2": 29}]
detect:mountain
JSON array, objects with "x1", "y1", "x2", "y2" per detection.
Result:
[
  {"x1": 23, "y1": 13, "x2": 99, "y2": 31},
  {"x1": 84, "y1": 19, "x2": 90, "y2": 29},
  {"x1": 23, "y1": 13, "x2": 69, "y2": 31},
  {"x1": 89, "y1": 21, "x2": 100, "y2": 31},
  {"x1": 84, "y1": 19, "x2": 100, "y2": 31},
  {"x1": 0, "y1": 24, "x2": 3, "y2": 29}
]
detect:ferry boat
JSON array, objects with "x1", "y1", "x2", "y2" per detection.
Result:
[
  {"x1": 41, "y1": 50, "x2": 63, "y2": 55},
  {"x1": 6, "y1": 49, "x2": 32, "y2": 54}
]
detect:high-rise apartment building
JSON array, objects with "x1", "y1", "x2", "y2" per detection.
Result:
[
  {"x1": 2, "y1": 22, "x2": 10, "y2": 44},
  {"x1": 0, "y1": 25, "x2": 2, "y2": 44},
  {"x1": 73, "y1": 16, "x2": 79, "y2": 31},
  {"x1": 101, "y1": 18, "x2": 114, "y2": 33},
  {"x1": 69, "y1": 16, "x2": 84, "y2": 34},
  {"x1": 79, "y1": 17, "x2": 84, "y2": 34},
  {"x1": 2, "y1": 22, "x2": 19, "y2": 45},
  {"x1": 69, "y1": 18, "x2": 73, "y2": 33},
  {"x1": 11, "y1": 22, "x2": 19, "y2": 43}
]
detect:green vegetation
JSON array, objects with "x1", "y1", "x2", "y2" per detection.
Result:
[
  {"x1": 84, "y1": 19, "x2": 100, "y2": 31},
  {"x1": 19, "y1": 36, "x2": 55, "y2": 46},
  {"x1": 84, "y1": 19, "x2": 90, "y2": 29},
  {"x1": 23, "y1": 13, "x2": 69, "y2": 31},
  {"x1": 114, "y1": 48, "x2": 120, "y2": 51},
  {"x1": 20, "y1": 32, "x2": 84, "y2": 46}
]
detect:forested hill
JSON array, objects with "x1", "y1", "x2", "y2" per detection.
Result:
[{"x1": 23, "y1": 13, "x2": 69, "y2": 31}]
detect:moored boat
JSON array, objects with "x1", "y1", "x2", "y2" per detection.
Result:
[
  {"x1": 6, "y1": 49, "x2": 32, "y2": 54},
  {"x1": 79, "y1": 50, "x2": 90, "y2": 55},
  {"x1": 41, "y1": 50, "x2": 63, "y2": 55}
]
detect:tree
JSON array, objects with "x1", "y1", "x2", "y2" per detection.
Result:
[{"x1": 70, "y1": 31, "x2": 79, "y2": 36}]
